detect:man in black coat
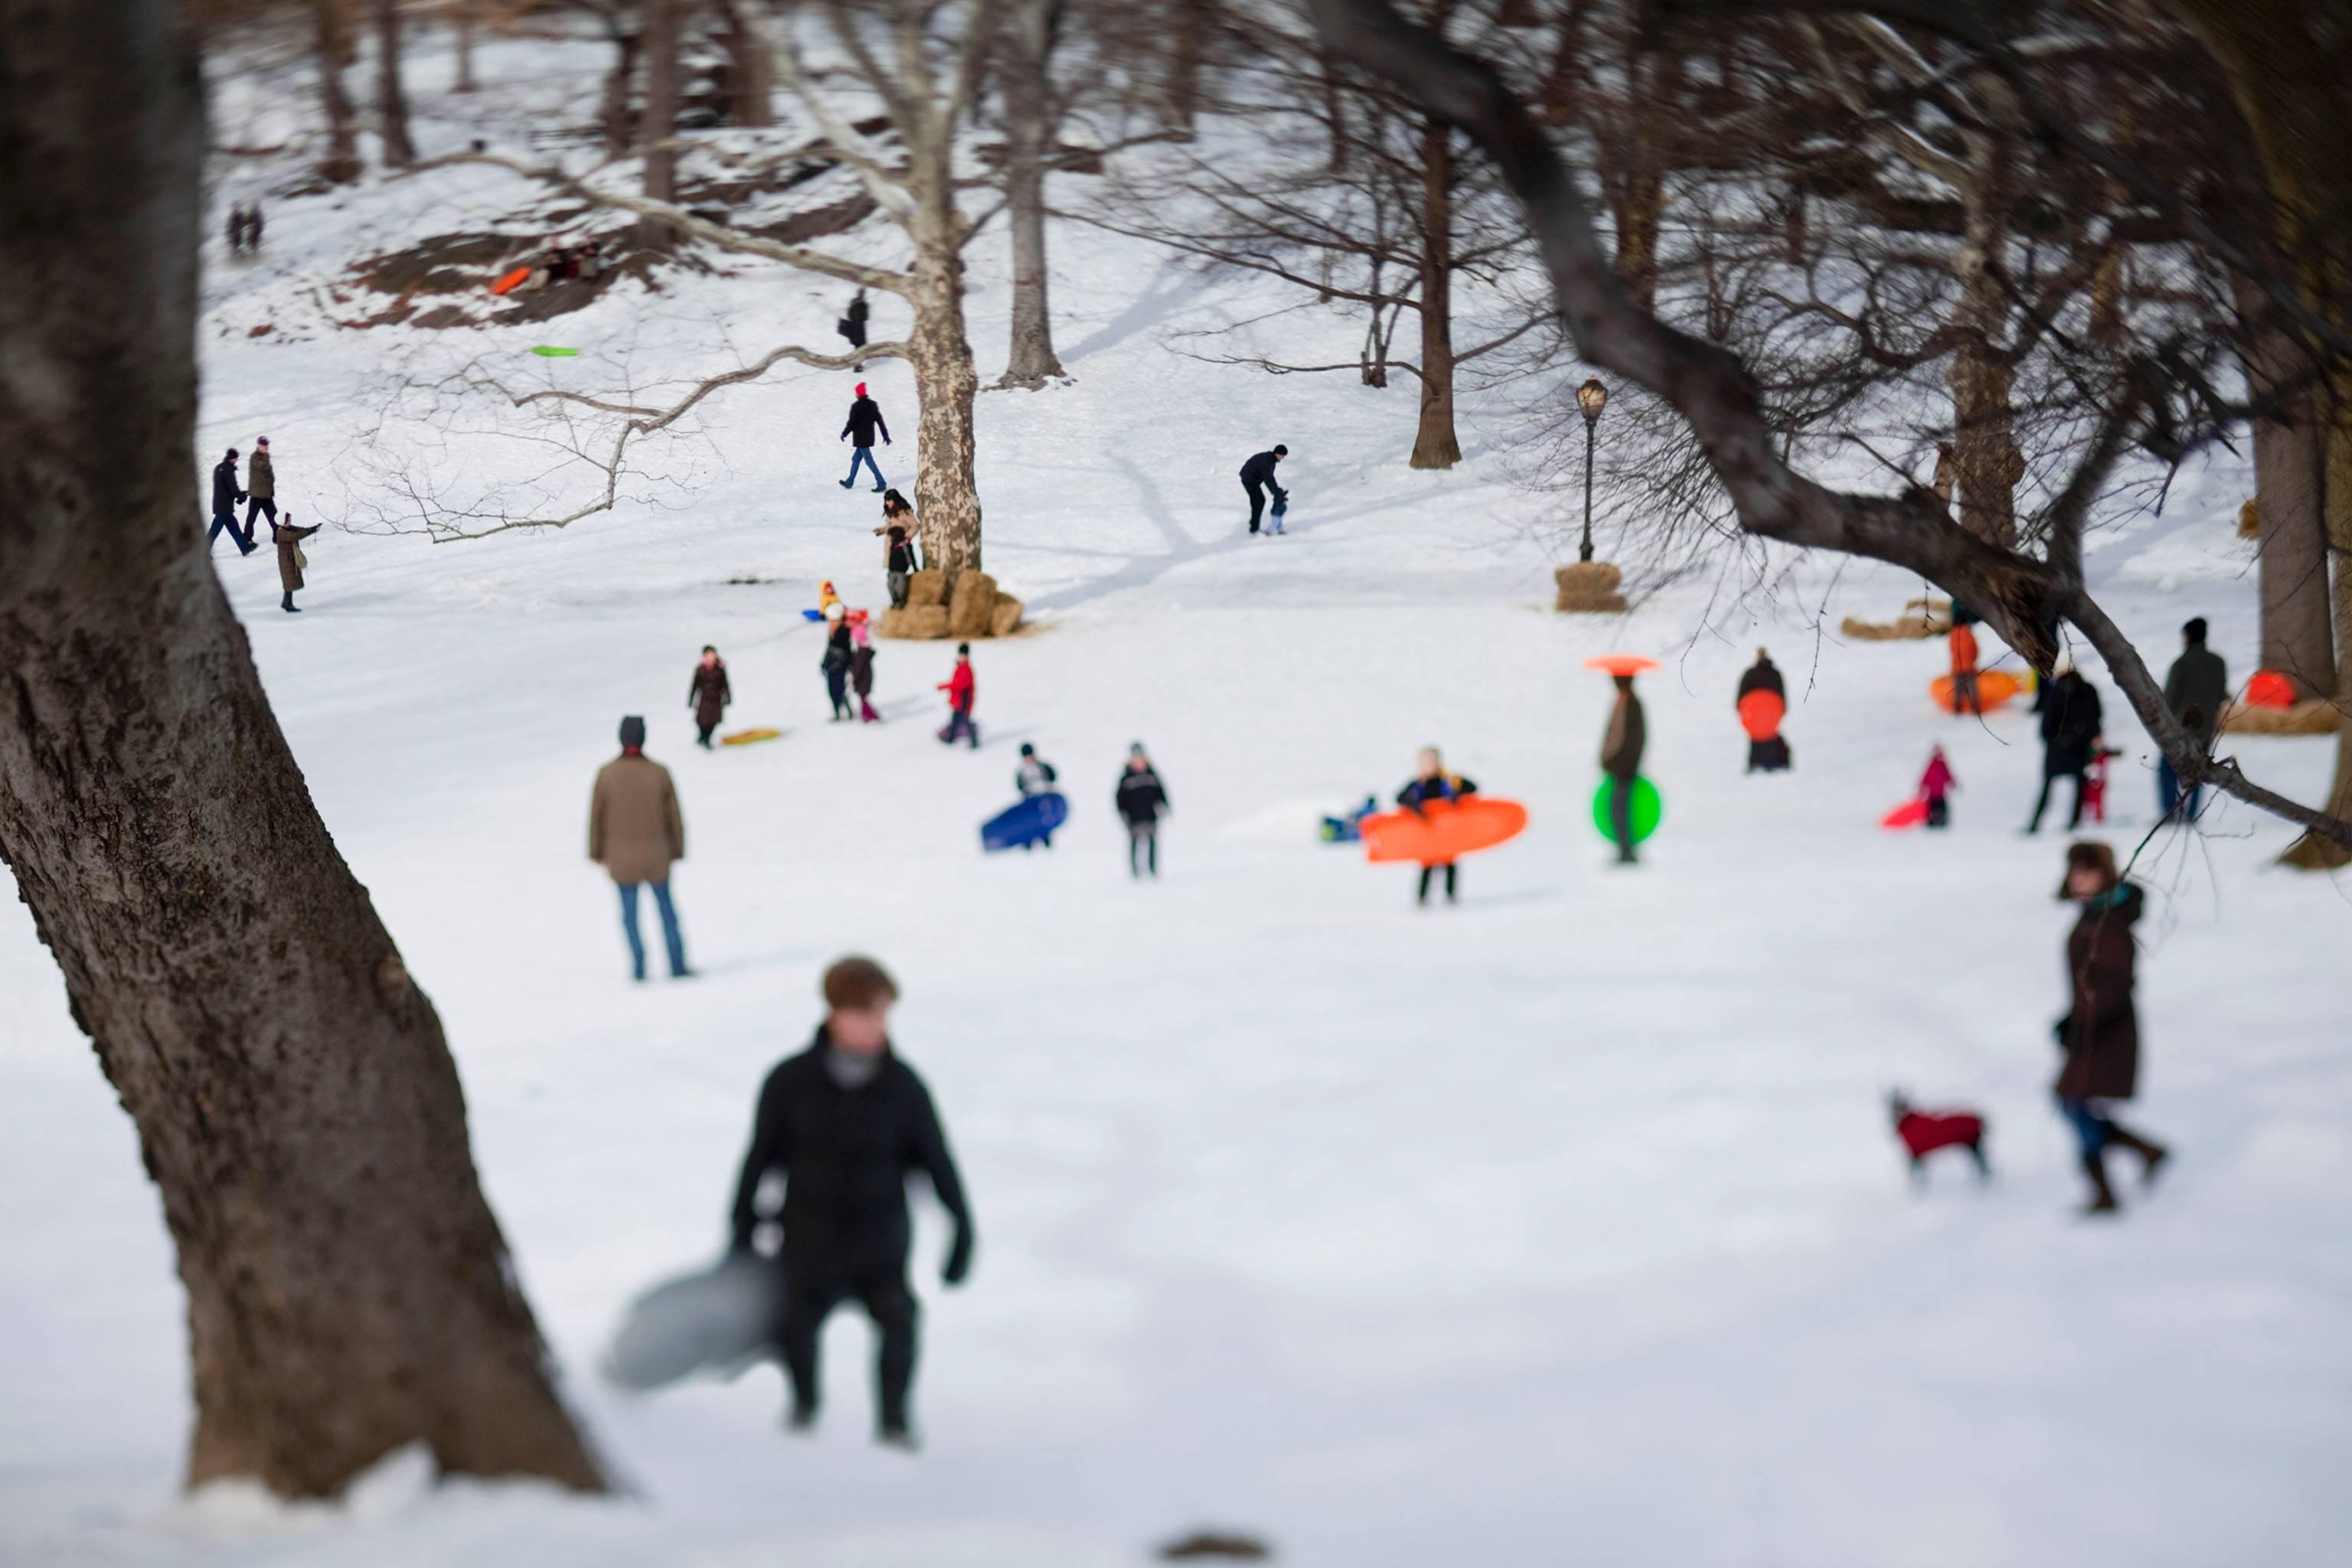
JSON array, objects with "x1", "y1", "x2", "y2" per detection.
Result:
[
  {"x1": 2028, "y1": 667, "x2": 2104, "y2": 833},
  {"x1": 840, "y1": 381, "x2": 891, "y2": 492},
  {"x1": 729, "y1": 956, "x2": 973, "y2": 1446},
  {"x1": 1116, "y1": 743, "x2": 1170, "y2": 878},
  {"x1": 2160, "y1": 617, "x2": 2228, "y2": 822},
  {"x1": 207, "y1": 447, "x2": 253, "y2": 554},
  {"x1": 1239, "y1": 444, "x2": 1288, "y2": 535}
]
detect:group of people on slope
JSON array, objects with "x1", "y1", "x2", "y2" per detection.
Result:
[
  {"x1": 206, "y1": 440, "x2": 320, "y2": 612},
  {"x1": 822, "y1": 603, "x2": 881, "y2": 724}
]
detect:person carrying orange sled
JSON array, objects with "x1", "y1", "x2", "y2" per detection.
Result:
[
  {"x1": 1948, "y1": 613, "x2": 1981, "y2": 717},
  {"x1": 1397, "y1": 746, "x2": 1478, "y2": 906}
]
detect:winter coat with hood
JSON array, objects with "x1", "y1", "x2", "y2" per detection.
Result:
[
  {"x1": 274, "y1": 518, "x2": 319, "y2": 591},
  {"x1": 941, "y1": 661, "x2": 975, "y2": 714},
  {"x1": 728, "y1": 1027, "x2": 972, "y2": 1276},
  {"x1": 2056, "y1": 882, "x2": 2145, "y2": 1100},
  {"x1": 842, "y1": 393, "x2": 890, "y2": 447},
  {"x1": 589, "y1": 752, "x2": 685, "y2": 884},
  {"x1": 690, "y1": 661, "x2": 732, "y2": 729},
  {"x1": 2037, "y1": 673, "x2": 2104, "y2": 775},
  {"x1": 1116, "y1": 765, "x2": 1169, "y2": 824}
]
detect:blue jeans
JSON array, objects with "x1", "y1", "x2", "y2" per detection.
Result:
[
  {"x1": 2158, "y1": 756, "x2": 2203, "y2": 822},
  {"x1": 208, "y1": 511, "x2": 253, "y2": 554},
  {"x1": 844, "y1": 446, "x2": 884, "y2": 488},
  {"x1": 619, "y1": 880, "x2": 687, "y2": 979},
  {"x1": 2056, "y1": 1095, "x2": 2108, "y2": 1160}
]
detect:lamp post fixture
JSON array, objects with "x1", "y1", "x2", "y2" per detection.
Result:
[{"x1": 1576, "y1": 376, "x2": 1608, "y2": 563}]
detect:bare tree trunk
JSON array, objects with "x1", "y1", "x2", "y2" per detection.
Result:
[
  {"x1": 1613, "y1": 54, "x2": 1664, "y2": 312},
  {"x1": 2234, "y1": 276, "x2": 2337, "y2": 698},
  {"x1": 639, "y1": 0, "x2": 678, "y2": 243},
  {"x1": 1945, "y1": 90, "x2": 2024, "y2": 547},
  {"x1": 910, "y1": 246, "x2": 985, "y2": 581},
  {"x1": 1319, "y1": 47, "x2": 1350, "y2": 175},
  {"x1": 315, "y1": 0, "x2": 362, "y2": 183},
  {"x1": 1165, "y1": 0, "x2": 1210, "y2": 132},
  {"x1": 1410, "y1": 114, "x2": 1460, "y2": 469},
  {"x1": 713, "y1": 0, "x2": 773, "y2": 126},
  {"x1": 995, "y1": 0, "x2": 1067, "y2": 389},
  {"x1": 453, "y1": 0, "x2": 477, "y2": 94},
  {"x1": 601, "y1": 28, "x2": 642, "y2": 160},
  {"x1": 0, "y1": 0, "x2": 606, "y2": 1501},
  {"x1": 374, "y1": 0, "x2": 415, "y2": 168}
]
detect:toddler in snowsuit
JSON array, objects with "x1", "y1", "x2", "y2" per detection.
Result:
[
  {"x1": 1919, "y1": 746, "x2": 1957, "y2": 828},
  {"x1": 937, "y1": 643, "x2": 978, "y2": 747}
]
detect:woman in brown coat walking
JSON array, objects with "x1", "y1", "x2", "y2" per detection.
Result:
[
  {"x1": 273, "y1": 511, "x2": 321, "y2": 612},
  {"x1": 689, "y1": 645, "x2": 732, "y2": 748},
  {"x1": 2053, "y1": 841, "x2": 2169, "y2": 1214}
]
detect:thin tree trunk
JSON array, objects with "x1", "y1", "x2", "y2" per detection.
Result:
[
  {"x1": 1409, "y1": 113, "x2": 1460, "y2": 469},
  {"x1": 454, "y1": 0, "x2": 477, "y2": 94},
  {"x1": 315, "y1": 0, "x2": 361, "y2": 183},
  {"x1": 1945, "y1": 87, "x2": 2024, "y2": 547},
  {"x1": 601, "y1": 29, "x2": 641, "y2": 160},
  {"x1": 0, "y1": 0, "x2": 606, "y2": 1501},
  {"x1": 640, "y1": 0, "x2": 678, "y2": 244},
  {"x1": 1613, "y1": 55, "x2": 1664, "y2": 312},
  {"x1": 374, "y1": 0, "x2": 415, "y2": 168},
  {"x1": 714, "y1": 0, "x2": 773, "y2": 126},
  {"x1": 996, "y1": 0, "x2": 1067, "y2": 389},
  {"x1": 1319, "y1": 47, "x2": 1350, "y2": 175},
  {"x1": 1165, "y1": 0, "x2": 1209, "y2": 132}
]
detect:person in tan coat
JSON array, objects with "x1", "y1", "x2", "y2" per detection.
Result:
[
  {"x1": 273, "y1": 511, "x2": 320, "y2": 613},
  {"x1": 245, "y1": 435, "x2": 278, "y2": 536},
  {"x1": 590, "y1": 716, "x2": 691, "y2": 981}
]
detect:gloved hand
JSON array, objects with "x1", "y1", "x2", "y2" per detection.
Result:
[{"x1": 942, "y1": 1227, "x2": 974, "y2": 1287}]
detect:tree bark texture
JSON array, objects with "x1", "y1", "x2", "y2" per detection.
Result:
[
  {"x1": 374, "y1": 0, "x2": 415, "y2": 168},
  {"x1": 601, "y1": 28, "x2": 642, "y2": 160},
  {"x1": 453, "y1": 0, "x2": 477, "y2": 93},
  {"x1": 314, "y1": 0, "x2": 362, "y2": 183},
  {"x1": 1410, "y1": 114, "x2": 1461, "y2": 469},
  {"x1": 1945, "y1": 78, "x2": 2024, "y2": 548},
  {"x1": 2234, "y1": 276, "x2": 2337, "y2": 699},
  {"x1": 1612, "y1": 53, "x2": 1664, "y2": 314},
  {"x1": 0, "y1": 0, "x2": 607, "y2": 1498},
  {"x1": 639, "y1": 0, "x2": 679, "y2": 243},
  {"x1": 910, "y1": 247, "x2": 985, "y2": 583},
  {"x1": 713, "y1": 0, "x2": 774, "y2": 126},
  {"x1": 996, "y1": 0, "x2": 1067, "y2": 389}
]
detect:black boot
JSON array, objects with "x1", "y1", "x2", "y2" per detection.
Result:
[
  {"x1": 2079, "y1": 1154, "x2": 2121, "y2": 1216},
  {"x1": 281, "y1": 592, "x2": 299, "y2": 613}
]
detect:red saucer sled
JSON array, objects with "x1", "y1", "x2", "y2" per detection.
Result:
[{"x1": 1361, "y1": 798, "x2": 1529, "y2": 865}]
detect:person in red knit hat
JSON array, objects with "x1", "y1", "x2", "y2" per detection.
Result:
[{"x1": 841, "y1": 381, "x2": 891, "y2": 492}]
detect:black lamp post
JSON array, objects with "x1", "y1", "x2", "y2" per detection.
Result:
[{"x1": 1576, "y1": 376, "x2": 1608, "y2": 563}]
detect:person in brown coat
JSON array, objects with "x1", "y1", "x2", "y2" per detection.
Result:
[
  {"x1": 1599, "y1": 673, "x2": 1648, "y2": 865},
  {"x1": 590, "y1": 716, "x2": 691, "y2": 982},
  {"x1": 2053, "y1": 841, "x2": 2168, "y2": 1214},
  {"x1": 245, "y1": 436, "x2": 278, "y2": 536},
  {"x1": 689, "y1": 646, "x2": 732, "y2": 748},
  {"x1": 273, "y1": 511, "x2": 321, "y2": 613}
]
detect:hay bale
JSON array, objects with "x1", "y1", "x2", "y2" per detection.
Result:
[
  {"x1": 989, "y1": 593, "x2": 1024, "y2": 638},
  {"x1": 947, "y1": 570, "x2": 1000, "y2": 639},
  {"x1": 1554, "y1": 560, "x2": 1627, "y2": 613},
  {"x1": 2220, "y1": 697, "x2": 2341, "y2": 735},
  {"x1": 876, "y1": 606, "x2": 950, "y2": 640},
  {"x1": 2239, "y1": 497, "x2": 2261, "y2": 539},
  {"x1": 906, "y1": 570, "x2": 947, "y2": 609}
]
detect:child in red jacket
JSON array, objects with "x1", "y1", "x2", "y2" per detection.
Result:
[
  {"x1": 937, "y1": 642, "x2": 978, "y2": 748},
  {"x1": 1919, "y1": 746, "x2": 1957, "y2": 828}
]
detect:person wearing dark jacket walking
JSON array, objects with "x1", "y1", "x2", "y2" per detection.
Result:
[
  {"x1": 840, "y1": 383, "x2": 891, "y2": 492},
  {"x1": 1736, "y1": 648, "x2": 1788, "y2": 773},
  {"x1": 2053, "y1": 841, "x2": 2168, "y2": 1214},
  {"x1": 727, "y1": 956, "x2": 972, "y2": 1446},
  {"x1": 937, "y1": 643, "x2": 978, "y2": 747},
  {"x1": 850, "y1": 616, "x2": 880, "y2": 722},
  {"x1": 874, "y1": 490, "x2": 918, "y2": 607},
  {"x1": 838, "y1": 288, "x2": 870, "y2": 369},
  {"x1": 1116, "y1": 743, "x2": 1169, "y2": 877},
  {"x1": 1398, "y1": 746, "x2": 1478, "y2": 905},
  {"x1": 207, "y1": 448, "x2": 253, "y2": 554},
  {"x1": 1600, "y1": 674, "x2": 1648, "y2": 864},
  {"x1": 1239, "y1": 445, "x2": 1288, "y2": 535},
  {"x1": 244, "y1": 436, "x2": 279, "y2": 535},
  {"x1": 590, "y1": 716, "x2": 690, "y2": 982},
  {"x1": 821, "y1": 604, "x2": 854, "y2": 720},
  {"x1": 2160, "y1": 618, "x2": 2228, "y2": 822},
  {"x1": 272, "y1": 511, "x2": 321, "y2": 612},
  {"x1": 2028, "y1": 666, "x2": 2104, "y2": 832},
  {"x1": 689, "y1": 645, "x2": 732, "y2": 747}
]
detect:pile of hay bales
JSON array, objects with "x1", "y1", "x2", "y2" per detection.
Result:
[
  {"x1": 1554, "y1": 561, "x2": 1628, "y2": 613},
  {"x1": 874, "y1": 569, "x2": 1024, "y2": 640},
  {"x1": 1841, "y1": 596, "x2": 1954, "y2": 642},
  {"x1": 2220, "y1": 697, "x2": 2342, "y2": 735}
]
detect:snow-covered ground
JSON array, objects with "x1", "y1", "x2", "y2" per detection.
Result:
[{"x1": 5, "y1": 29, "x2": 2350, "y2": 1568}]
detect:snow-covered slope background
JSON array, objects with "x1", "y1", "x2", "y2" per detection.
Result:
[{"x1": 3, "y1": 28, "x2": 2348, "y2": 1568}]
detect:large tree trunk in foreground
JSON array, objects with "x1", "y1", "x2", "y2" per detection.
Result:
[
  {"x1": 995, "y1": 0, "x2": 1068, "y2": 390},
  {"x1": 1409, "y1": 115, "x2": 1461, "y2": 469},
  {"x1": 314, "y1": 0, "x2": 362, "y2": 183},
  {"x1": 910, "y1": 244, "x2": 985, "y2": 582},
  {"x1": 2235, "y1": 277, "x2": 2337, "y2": 699},
  {"x1": 374, "y1": 0, "x2": 415, "y2": 168},
  {"x1": 0, "y1": 0, "x2": 606, "y2": 1498}
]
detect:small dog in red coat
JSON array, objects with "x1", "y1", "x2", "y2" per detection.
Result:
[{"x1": 1887, "y1": 1091, "x2": 1991, "y2": 1183}]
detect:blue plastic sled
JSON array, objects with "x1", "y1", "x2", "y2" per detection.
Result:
[
  {"x1": 801, "y1": 609, "x2": 826, "y2": 622},
  {"x1": 982, "y1": 792, "x2": 1069, "y2": 852}
]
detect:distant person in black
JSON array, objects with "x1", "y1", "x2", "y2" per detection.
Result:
[
  {"x1": 1240, "y1": 444, "x2": 1288, "y2": 535},
  {"x1": 2028, "y1": 665, "x2": 2105, "y2": 833},
  {"x1": 839, "y1": 288, "x2": 870, "y2": 370},
  {"x1": 1736, "y1": 647, "x2": 1789, "y2": 773},
  {"x1": 841, "y1": 381, "x2": 891, "y2": 492},
  {"x1": 728, "y1": 956, "x2": 973, "y2": 1448},
  {"x1": 207, "y1": 447, "x2": 253, "y2": 554},
  {"x1": 1116, "y1": 743, "x2": 1169, "y2": 877}
]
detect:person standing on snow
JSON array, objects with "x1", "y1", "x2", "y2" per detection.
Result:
[
  {"x1": 850, "y1": 616, "x2": 880, "y2": 723},
  {"x1": 272, "y1": 511, "x2": 321, "y2": 613},
  {"x1": 937, "y1": 642, "x2": 978, "y2": 747},
  {"x1": 1948, "y1": 612, "x2": 1982, "y2": 717},
  {"x1": 822, "y1": 603, "x2": 855, "y2": 721},
  {"x1": 2027, "y1": 664, "x2": 2104, "y2": 833},
  {"x1": 1014, "y1": 743, "x2": 1060, "y2": 849},
  {"x1": 2160, "y1": 617, "x2": 2227, "y2": 822},
  {"x1": 2052, "y1": 841, "x2": 2168, "y2": 1214},
  {"x1": 1736, "y1": 647, "x2": 1787, "y2": 773},
  {"x1": 1239, "y1": 444, "x2": 1288, "y2": 536},
  {"x1": 1116, "y1": 743, "x2": 1170, "y2": 878},
  {"x1": 244, "y1": 436, "x2": 279, "y2": 537},
  {"x1": 207, "y1": 446, "x2": 253, "y2": 555},
  {"x1": 589, "y1": 716, "x2": 691, "y2": 982},
  {"x1": 840, "y1": 382, "x2": 891, "y2": 492},
  {"x1": 689, "y1": 645, "x2": 732, "y2": 748},
  {"x1": 874, "y1": 490, "x2": 918, "y2": 609},
  {"x1": 727, "y1": 956, "x2": 973, "y2": 1447},
  {"x1": 1919, "y1": 745, "x2": 1958, "y2": 828},
  {"x1": 1397, "y1": 746, "x2": 1478, "y2": 906},
  {"x1": 1599, "y1": 673, "x2": 1648, "y2": 864},
  {"x1": 838, "y1": 287, "x2": 870, "y2": 371}
]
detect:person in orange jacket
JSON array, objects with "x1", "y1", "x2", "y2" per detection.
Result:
[
  {"x1": 936, "y1": 642, "x2": 978, "y2": 748},
  {"x1": 1949, "y1": 614, "x2": 1981, "y2": 717}
]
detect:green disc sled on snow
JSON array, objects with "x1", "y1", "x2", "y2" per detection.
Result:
[
  {"x1": 530, "y1": 345, "x2": 581, "y2": 357},
  {"x1": 1591, "y1": 776, "x2": 1663, "y2": 844}
]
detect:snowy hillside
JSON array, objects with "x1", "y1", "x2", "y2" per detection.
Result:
[{"x1": 4, "y1": 27, "x2": 2350, "y2": 1568}]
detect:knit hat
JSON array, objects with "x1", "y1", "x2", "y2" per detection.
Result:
[
  {"x1": 619, "y1": 715, "x2": 646, "y2": 749},
  {"x1": 1019, "y1": 743, "x2": 1035, "y2": 756},
  {"x1": 855, "y1": 382, "x2": 868, "y2": 397}
]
